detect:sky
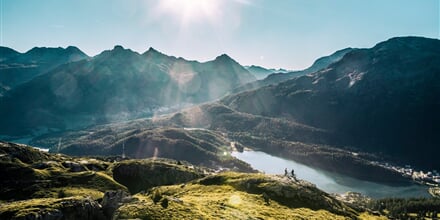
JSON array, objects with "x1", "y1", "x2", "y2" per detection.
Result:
[{"x1": 1, "y1": 0, "x2": 439, "y2": 70}]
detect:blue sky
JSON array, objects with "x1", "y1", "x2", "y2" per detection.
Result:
[{"x1": 1, "y1": 0, "x2": 439, "y2": 70}]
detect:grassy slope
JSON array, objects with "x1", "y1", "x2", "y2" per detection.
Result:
[
  {"x1": 31, "y1": 126, "x2": 255, "y2": 172},
  {"x1": 0, "y1": 141, "x2": 126, "y2": 201},
  {"x1": 116, "y1": 172, "x2": 385, "y2": 219},
  {"x1": 0, "y1": 141, "x2": 386, "y2": 219},
  {"x1": 0, "y1": 196, "x2": 104, "y2": 219}
]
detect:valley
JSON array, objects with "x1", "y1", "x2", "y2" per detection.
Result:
[
  {"x1": 1, "y1": 36, "x2": 439, "y2": 219},
  {"x1": 2, "y1": 0, "x2": 439, "y2": 218}
]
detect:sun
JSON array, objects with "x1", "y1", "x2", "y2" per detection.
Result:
[{"x1": 156, "y1": 0, "x2": 222, "y2": 25}]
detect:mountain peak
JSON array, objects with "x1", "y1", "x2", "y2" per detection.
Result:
[
  {"x1": 146, "y1": 47, "x2": 159, "y2": 53},
  {"x1": 142, "y1": 47, "x2": 175, "y2": 62},
  {"x1": 213, "y1": 54, "x2": 239, "y2": 65},
  {"x1": 215, "y1": 54, "x2": 232, "y2": 60},
  {"x1": 107, "y1": 45, "x2": 138, "y2": 55},
  {"x1": 113, "y1": 45, "x2": 125, "y2": 50},
  {"x1": 94, "y1": 45, "x2": 139, "y2": 61},
  {"x1": 25, "y1": 46, "x2": 86, "y2": 56},
  {"x1": 373, "y1": 36, "x2": 440, "y2": 53},
  {"x1": 143, "y1": 47, "x2": 167, "y2": 57},
  {"x1": 65, "y1": 46, "x2": 88, "y2": 57}
]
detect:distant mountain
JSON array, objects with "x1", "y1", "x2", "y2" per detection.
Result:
[
  {"x1": 234, "y1": 48, "x2": 353, "y2": 93},
  {"x1": 222, "y1": 37, "x2": 440, "y2": 170},
  {"x1": 0, "y1": 46, "x2": 89, "y2": 90},
  {"x1": 245, "y1": 65, "x2": 289, "y2": 80},
  {"x1": 0, "y1": 46, "x2": 255, "y2": 136},
  {"x1": 0, "y1": 47, "x2": 20, "y2": 61}
]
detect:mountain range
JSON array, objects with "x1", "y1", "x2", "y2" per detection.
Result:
[
  {"x1": 1, "y1": 36, "x2": 439, "y2": 219},
  {"x1": 0, "y1": 46, "x2": 255, "y2": 136},
  {"x1": 0, "y1": 46, "x2": 88, "y2": 94},
  {"x1": 1, "y1": 36, "x2": 439, "y2": 177},
  {"x1": 245, "y1": 65, "x2": 290, "y2": 80},
  {"x1": 233, "y1": 48, "x2": 354, "y2": 93},
  {"x1": 222, "y1": 36, "x2": 440, "y2": 170}
]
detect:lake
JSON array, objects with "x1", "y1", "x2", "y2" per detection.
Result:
[{"x1": 232, "y1": 150, "x2": 430, "y2": 198}]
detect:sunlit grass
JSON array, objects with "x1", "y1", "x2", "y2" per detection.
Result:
[
  {"x1": 115, "y1": 172, "x2": 381, "y2": 219},
  {"x1": 118, "y1": 184, "x2": 349, "y2": 219}
]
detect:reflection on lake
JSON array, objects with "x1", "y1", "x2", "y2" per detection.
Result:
[{"x1": 232, "y1": 150, "x2": 429, "y2": 198}]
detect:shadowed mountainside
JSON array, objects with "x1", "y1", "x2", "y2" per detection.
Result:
[
  {"x1": 0, "y1": 46, "x2": 89, "y2": 93},
  {"x1": 0, "y1": 46, "x2": 255, "y2": 136},
  {"x1": 222, "y1": 36, "x2": 440, "y2": 170}
]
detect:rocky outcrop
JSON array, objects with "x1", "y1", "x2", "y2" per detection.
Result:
[
  {"x1": 0, "y1": 142, "x2": 126, "y2": 200},
  {"x1": 112, "y1": 158, "x2": 205, "y2": 194},
  {"x1": 61, "y1": 161, "x2": 87, "y2": 172},
  {"x1": 0, "y1": 141, "x2": 51, "y2": 163},
  {"x1": 0, "y1": 197, "x2": 105, "y2": 220},
  {"x1": 101, "y1": 190, "x2": 133, "y2": 218}
]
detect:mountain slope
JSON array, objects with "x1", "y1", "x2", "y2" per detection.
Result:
[
  {"x1": 33, "y1": 126, "x2": 255, "y2": 172},
  {"x1": 234, "y1": 48, "x2": 353, "y2": 93},
  {"x1": 0, "y1": 46, "x2": 89, "y2": 90},
  {"x1": 222, "y1": 36, "x2": 440, "y2": 170},
  {"x1": 0, "y1": 46, "x2": 20, "y2": 61},
  {"x1": 115, "y1": 172, "x2": 358, "y2": 219},
  {"x1": 0, "y1": 46, "x2": 255, "y2": 136}
]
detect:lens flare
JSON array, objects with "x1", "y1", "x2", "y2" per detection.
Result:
[
  {"x1": 228, "y1": 194, "x2": 242, "y2": 207},
  {"x1": 157, "y1": 0, "x2": 222, "y2": 26}
]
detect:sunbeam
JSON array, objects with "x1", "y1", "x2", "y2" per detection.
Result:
[{"x1": 156, "y1": 0, "x2": 222, "y2": 26}]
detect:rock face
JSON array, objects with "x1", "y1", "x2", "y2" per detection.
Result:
[
  {"x1": 61, "y1": 161, "x2": 87, "y2": 172},
  {"x1": 101, "y1": 190, "x2": 132, "y2": 218},
  {"x1": 222, "y1": 36, "x2": 440, "y2": 170}
]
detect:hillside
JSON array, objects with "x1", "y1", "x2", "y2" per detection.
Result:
[
  {"x1": 31, "y1": 125, "x2": 255, "y2": 172},
  {"x1": 0, "y1": 141, "x2": 388, "y2": 219},
  {"x1": 31, "y1": 103, "x2": 408, "y2": 184},
  {"x1": 0, "y1": 46, "x2": 255, "y2": 136},
  {"x1": 222, "y1": 36, "x2": 440, "y2": 170}
]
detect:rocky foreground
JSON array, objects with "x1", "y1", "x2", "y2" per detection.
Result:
[{"x1": 0, "y1": 141, "x2": 387, "y2": 219}]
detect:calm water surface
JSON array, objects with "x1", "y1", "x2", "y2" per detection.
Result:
[{"x1": 232, "y1": 150, "x2": 429, "y2": 198}]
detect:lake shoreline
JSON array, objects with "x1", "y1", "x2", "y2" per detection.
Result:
[{"x1": 232, "y1": 150, "x2": 430, "y2": 198}]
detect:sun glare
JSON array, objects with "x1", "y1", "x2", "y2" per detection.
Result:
[{"x1": 157, "y1": 0, "x2": 222, "y2": 25}]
